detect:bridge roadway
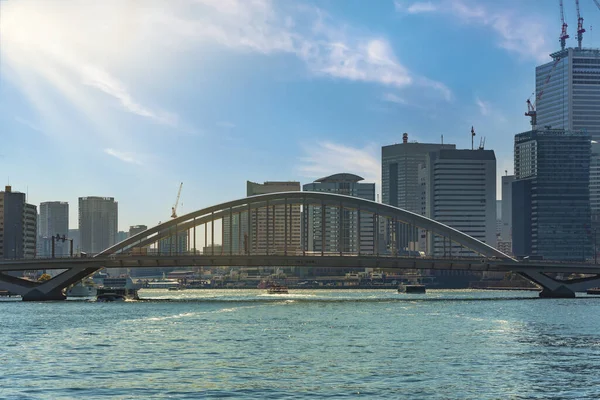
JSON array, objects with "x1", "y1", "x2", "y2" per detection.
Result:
[
  {"x1": 2, "y1": 254, "x2": 600, "y2": 275},
  {"x1": 2, "y1": 254, "x2": 600, "y2": 300}
]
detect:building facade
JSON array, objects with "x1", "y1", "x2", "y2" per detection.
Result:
[
  {"x1": 382, "y1": 134, "x2": 456, "y2": 213},
  {"x1": 129, "y1": 225, "x2": 148, "y2": 237},
  {"x1": 422, "y1": 149, "x2": 497, "y2": 257},
  {"x1": 38, "y1": 201, "x2": 69, "y2": 257},
  {"x1": 223, "y1": 181, "x2": 301, "y2": 255},
  {"x1": 0, "y1": 186, "x2": 37, "y2": 259},
  {"x1": 78, "y1": 197, "x2": 118, "y2": 254},
  {"x1": 303, "y1": 173, "x2": 376, "y2": 254},
  {"x1": 512, "y1": 128, "x2": 591, "y2": 260}
]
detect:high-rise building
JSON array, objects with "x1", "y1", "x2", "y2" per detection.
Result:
[
  {"x1": 382, "y1": 133, "x2": 456, "y2": 213},
  {"x1": 117, "y1": 231, "x2": 128, "y2": 243},
  {"x1": 535, "y1": 47, "x2": 600, "y2": 238},
  {"x1": 224, "y1": 181, "x2": 301, "y2": 255},
  {"x1": 129, "y1": 225, "x2": 148, "y2": 237},
  {"x1": 68, "y1": 229, "x2": 80, "y2": 253},
  {"x1": 591, "y1": 142, "x2": 600, "y2": 231},
  {"x1": 535, "y1": 48, "x2": 600, "y2": 140},
  {"x1": 512, "y1": 128, "x2": 591, "y2": 261},
  {"x1": 159, "y1": 230, "x2": 188, "y2": 255},
  {"x1": 500, "y1": 176, "x2": 514, "y2": 242},
  {"x1": 38, "y1": 201, "x2": 69, "y2": 257},
  {"x1": 0, "y1": 186, "x2": 37, "y2": 259},
  {"x1": 78, "y1": 197, "x2": 118, "y2": 254},
  {"x1": 422, "y1": 149, "x2": 497, "y2": 256},
  {"x1": 303, "y1": 173, "x2": 375, "y2": 254},
  {"x1": 498, "y1": 175, "x2": 515, "y2": 256}
]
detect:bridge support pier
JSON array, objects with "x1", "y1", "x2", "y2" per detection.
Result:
[
  {"x1": 519, "y1": 271, "x2": 600, "y2": 298},
  {"x1": 0, "y1": 266, "x2": 101, "y2": 301}
]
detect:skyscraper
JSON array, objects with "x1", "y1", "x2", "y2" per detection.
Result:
[
  {"x1": 38, "y1": 201, "x2": 69, "y2": 257},
  {"x1": 303, "y1": 173, "x2": 375, "y2": 254},
  {"x1": 224, "y1": 181, "x2": 301, "y2": 255},
  {"x1": 421, "y1": 149, "x2": 497, "y2": 256},
  {"x1": 512, "y1": 128, "x2": 591, "y2": 261},
  {"x1": 129, "y1": 225, "x2": 148, "y2": 237},
  {"x1": 535, "y1": 48, "x2": 600, "y2": 140},
  {"x1": 535, "y1": 47, "x2": 600, "y2": 234},
  {"x1": 0, "y1": 186, "x2": 37, "y2": 259},
  {"x1": 382, "y1": 133, "x2": 456, "y2": 213},
  {"x1": 78, "y1": 197, "x2": 118, "y2": 254}
]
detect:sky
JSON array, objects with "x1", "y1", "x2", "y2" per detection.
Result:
[{"x1": 2, "y1": 0, "x2": 600, "y2": 230}]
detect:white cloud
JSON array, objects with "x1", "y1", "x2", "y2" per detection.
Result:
[
  {"x1": 398, "y1": 1, "x2": 438, "y2": 14},
  {"x1": 297, "y1": 141, "x2": 380, "y2": 188},
  {"x1": 104, "y1": 148, "x2": 143, "y2": 165},
  {"x1": 398, "y1": 0, "x2": 552, "y2": 62},
  {"x1": 476, "y1": 97, "x2": 490, "y2": 116},
  {"x1": 382, "y1": 92, "x2": 407, "y2": 104},
  {"x1": 153, "y1": 0, "x2": 450, "y2": 99}
]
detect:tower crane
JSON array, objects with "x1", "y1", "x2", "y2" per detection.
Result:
[
  {"x1": 525, "y1": 56, "x2": 562, "y2": 127},
  {"x1": 171, "y1": 182, "x2": 183, "y2": 218},
  {"x1": 594, "y1": 0, "x2": 600, "y2": 11},
  {"x1": 576, "y1": 0, "x2": 585, "y2": 48},
  {"x1": 560, "y1": 0, "x2": 570, "y2": 50}
]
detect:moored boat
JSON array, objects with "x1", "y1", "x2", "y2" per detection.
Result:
[
  {"x1": 67, "y1": 280, "x2": 97, "y2": 298},
  {"x1": 398, "y1": 284, "x2": 426, "y2": 294},
  {"x1": 267, "y1": 285, "x2": 289, "y2": 294},
  {"x1": 587, "y1": 287, "x2": 600, "y2": 295}
]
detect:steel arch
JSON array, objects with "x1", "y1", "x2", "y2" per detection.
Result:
[{"x1": 97, "y1": 192, "x2": 513, "y2": 260}]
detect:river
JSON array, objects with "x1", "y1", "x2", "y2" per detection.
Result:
[{"x1": 2, "y1": 289, "x2": 600, "y2": 399}]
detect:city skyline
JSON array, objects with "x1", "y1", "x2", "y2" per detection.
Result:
[{"x1": 4, "y1": 0, "x2": 600, "y2": 230}]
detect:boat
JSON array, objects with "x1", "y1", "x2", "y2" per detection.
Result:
[
  {"x1": 398, "y1": 284, "x2": 426, "y2": 294},
  {"x1": 587, "y1": 287, "x2": 600, "y2": 295},
  {"x1": 96, "y1": 275, "x2": 140, "y2": 301},
  {"x1": 96, "y1": 292, "x2": 126, "y2": 302},
  {"x1": 267, "y1": 285, "x2": 289, "y2": 294},
  {"x1": 67, "y1": 280, "x2": 97, "y2": 297}
]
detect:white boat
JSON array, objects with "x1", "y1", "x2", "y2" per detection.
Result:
[{"x1": 67, "y1": 281, "x2": 97, "y2": 297}]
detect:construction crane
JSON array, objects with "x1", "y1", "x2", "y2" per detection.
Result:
[
  {"x1": 560, "y1": 0, "x2": 570, "y2": 50},
  {"x1": 525, "y1": 56, "x2": 562, "y2": 127},
  {"x1": 576, "y1": 0, "x2": 585, "y2": 48},
  {"x1": 594, "y1": 0, "x2": 600, "y2": 11},
  {"x1": 171, "y1": 182, "x2": 183, "y2": 218}
]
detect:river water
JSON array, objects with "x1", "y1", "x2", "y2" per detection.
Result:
[{"x1": 2, "y1": 289, "x2": 600, "y2": 399}]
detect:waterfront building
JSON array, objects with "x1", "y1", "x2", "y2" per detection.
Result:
[
  {"x1": 421, "y1": 149, "x2": 497, "y2": 256},
  {"x1": 78, "y1": 197, "x2": 118, "y2": 254},
  {"x1": 117, "y1": 231, "x2": 128, "y2": 243},
  {"x1": 129, "y1": 225, "x2": 148, "y2": 237},
  {"x1": 512, "y1": 128, "x2": 591, "y2": 260},
  {"x1": 159, "y1": 230, "x2": 188, "y2": 255},
  {"x1": 382, "y1": 133, "x2": 456, "y2": 213},
  {"x1": 500, "y1": 175, "x2": 515, "y2": 244},
  {"x1": 591, "y1": 142, "x2": 600, "y2": 233},
  {"x1": 535, "y1": 47, "x2": 600, "y2": 140},
  {"x1": 303, "y1": 173, "x2": 375, "y2": 254},
  {"x1": 223, "y1": 181, "x2": 301, "y2": 255},
  {"x1": 38, "y1": 201, "x2": 69, "y2": 257},
  {"x1": 0, "y1": 186, "x2": 37, "y2": 259},
  {"x1": 68, "y1": 229, "x2": 80, "y2": 254}
]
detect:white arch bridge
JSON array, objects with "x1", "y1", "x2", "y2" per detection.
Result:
[{"x1": 1, "y1": 192, "x2": 600, "y2": 300}]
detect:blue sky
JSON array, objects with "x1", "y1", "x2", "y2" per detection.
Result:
[{"x1": 2, "y1": 0, "x2": 600, "y2": 230}]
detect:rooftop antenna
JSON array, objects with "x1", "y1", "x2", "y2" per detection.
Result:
[
  {"x1": 471, "y1": 126, "x2": 476, "y2": 150},
  {"x1": 441, "y1": 134, "x2": 444, "y2": 145},
  {"x1": 576, "y1": 0, "x2": 585, "y2": 49},
  {"x1": 560, "y1": 0, "x2": 569, "y2": 50}
]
